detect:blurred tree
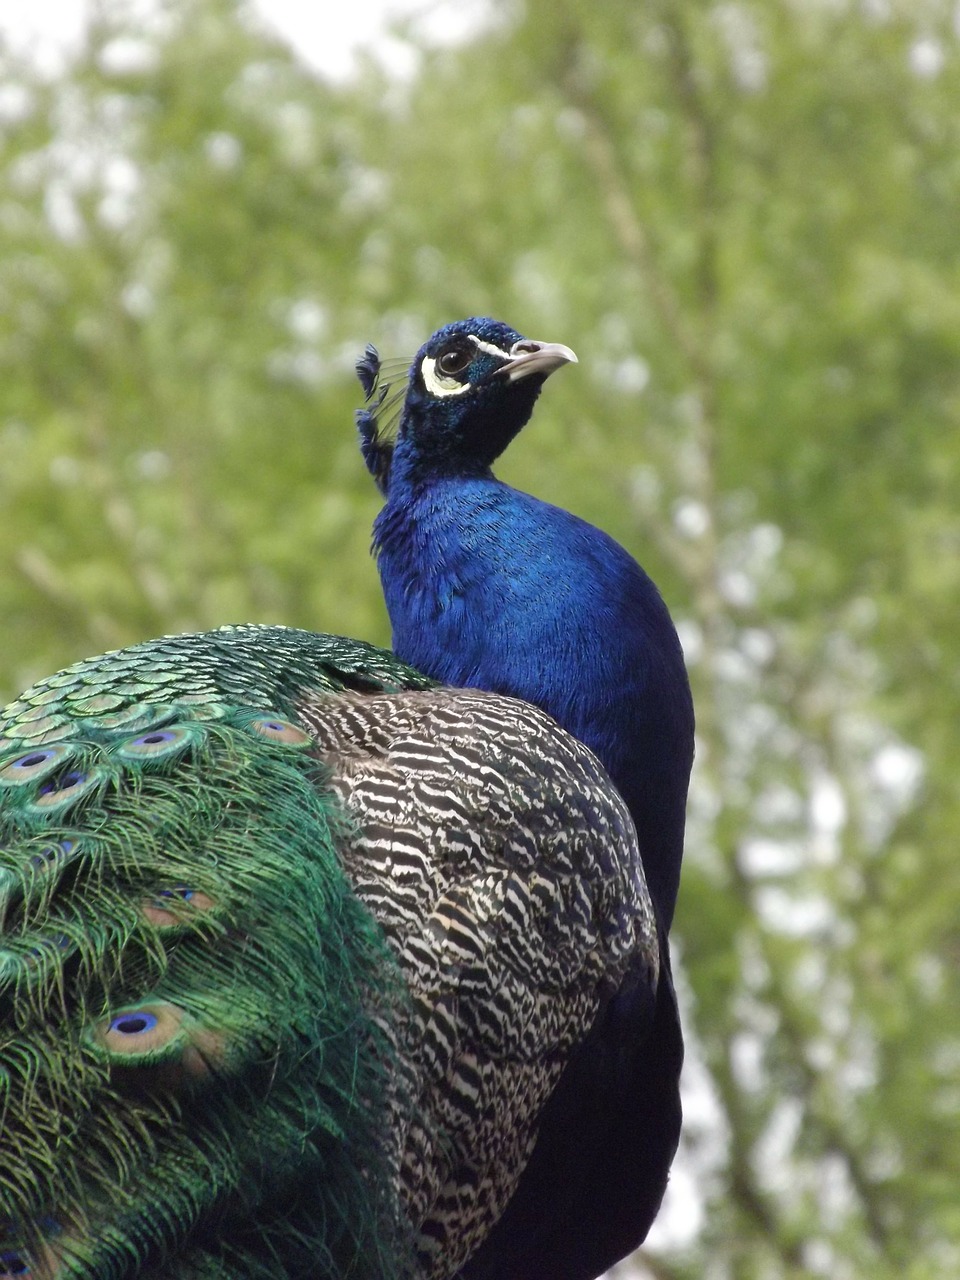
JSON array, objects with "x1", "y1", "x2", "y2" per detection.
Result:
[
  {"x1": 0, "y1": 0, "x2": 395, "y2": 690},
  {"x1": 0, "y1": 0, "x2": 956, "y2": 1277}
]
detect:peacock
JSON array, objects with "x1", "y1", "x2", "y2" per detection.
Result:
[
  {"x1": 359, "y1": 318, "x2": 694, "y2": 1280},
  {"x1": 0, "y1": 318, "x2": 692, "y2": 1280}
]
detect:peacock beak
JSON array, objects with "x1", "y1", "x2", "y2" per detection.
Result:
[{"x1": 499, "y1": 340, "x2": 578, "y2": 382}]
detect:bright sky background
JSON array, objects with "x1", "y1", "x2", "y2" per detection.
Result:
[{"x1": 0, "y1": 0, "x2": 490, "y2": 78}]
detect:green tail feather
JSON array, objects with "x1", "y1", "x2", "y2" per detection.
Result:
[{"x1": 0, "y1": 626, "x2": 430, "y2": 1278}]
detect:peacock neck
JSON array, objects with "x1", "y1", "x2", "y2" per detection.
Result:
[
  {"x1": 387, "y1": 437, "x2": 496, "y2": 490},
  {"x1": 374, "y1": 469, "x2": 694, "y2": 931}
]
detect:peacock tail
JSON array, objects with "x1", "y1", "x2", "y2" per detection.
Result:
[{"x1": 0, "y1": 625, "x2": 656, "y2": 1279}]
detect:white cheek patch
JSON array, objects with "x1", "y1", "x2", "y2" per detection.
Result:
[{"x1": 421, "y1": 355, "x2": 472, "y2": 397}]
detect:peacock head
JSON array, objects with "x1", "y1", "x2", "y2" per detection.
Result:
[{"x1": 356, "y1": 318, "x2": 577, "y2": 491}]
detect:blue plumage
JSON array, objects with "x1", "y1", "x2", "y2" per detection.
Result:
[
  {"x1": 363, "y1": 319, "x2": 693, "y2": 929},
  {"x1": 358, "y1": 318, "x2": 695, "y2": 1279},
  {"x1": 375, "y1": 476, "x2": 691, "y2": 929}
]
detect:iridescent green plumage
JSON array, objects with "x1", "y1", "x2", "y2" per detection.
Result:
[
  {"x1": 0, "y1": 626, "x2": 431, "y2": 1279},
  {"x1": 0, "y1": 625, "x2": 433, "y2": 751}
]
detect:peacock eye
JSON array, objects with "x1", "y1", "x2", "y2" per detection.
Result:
[{"x1": 437, "y1": 345, "x2": 473, "y2": 376}]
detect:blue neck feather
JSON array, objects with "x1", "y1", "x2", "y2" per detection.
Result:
[
  {"x1": 373, "y1": 462, "x2": 693, "y2": 929},
  {"x1": 362, "y1": 317, "x2": 694, "y2": 929}
]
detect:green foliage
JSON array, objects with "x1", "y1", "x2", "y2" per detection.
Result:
[{"x1": 0, "y1": 0, "x2": 957, "y2": 1276}]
